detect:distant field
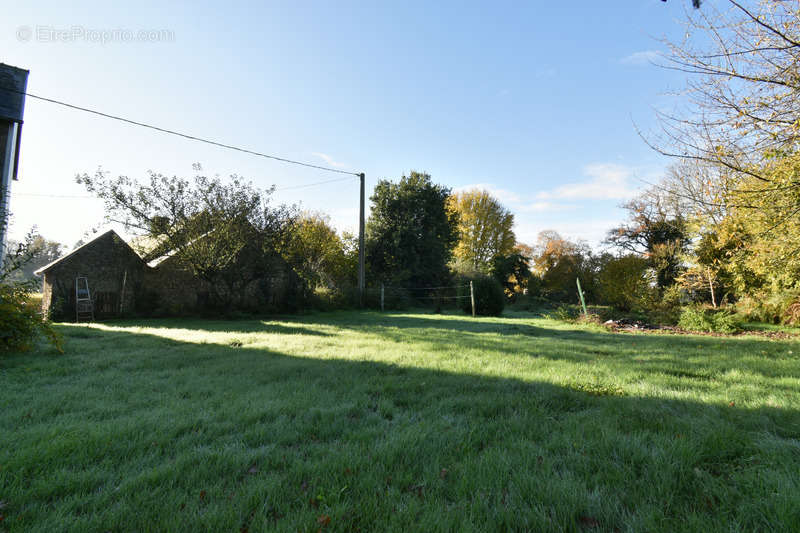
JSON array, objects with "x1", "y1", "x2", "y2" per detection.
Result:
[{"x1": 1, "y1": 310, "x2": 799, "y2": 532}]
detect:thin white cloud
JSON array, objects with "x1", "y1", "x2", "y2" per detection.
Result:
[
  {"x1": 620, "y1": 50, "x2": 661, "y2": 66},
  {"x1": 312, "y1": 152, "x2": 346, "y2": 168},
  {"x1": 519, "y1": 201, "x2": 576, "y2": 213},
  {"x1": 537, "y1": 163, "x2": 640, "y2": 201}
]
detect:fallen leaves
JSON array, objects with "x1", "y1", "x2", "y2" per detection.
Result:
[{"x1": 317, "y1": 514, "x2": 331, "y2": 526}]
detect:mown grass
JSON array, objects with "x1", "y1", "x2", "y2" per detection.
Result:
[{"x1": 1, "y1": 310, "x2": 799, "y2": 532}]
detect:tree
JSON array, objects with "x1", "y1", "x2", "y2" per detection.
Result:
[
  {"x1": 490, "y1": 251, "x2": 530, "y2": 297},
  {"x1": 76, "y1": 166, "x2": 296, "y2": 309},
  {"x1": 646, "y1": 2, "x2": 800, "y2": 301},
  {"x1": 532, "y1": 231, "x2": 595, "y2": 302},
  {"x1": 4, "y1": 233, "x2": 63, "y2": 288},
  {"x1": 366, "y1": 171, "x2": 459, "y2": 288},
  {"x1": 284, "y1": 212, "x2": 353, "y2": 293},
  {"x1": 596, "y1": 255, "x2": 655, "y2": 312},
  {"x1": 447, "y1": 189, "x2": 515, "y2": 273},
  {"x1": 652, "y1": 1, "x2": 800, "y2": 218},
  {"x1": 605, "y1": 187, "x2": 688, "y2": 290}
]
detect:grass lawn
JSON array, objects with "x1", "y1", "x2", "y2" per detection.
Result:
[{"x1": 2, "y1": 310, "x2": 799, "y2": 532}]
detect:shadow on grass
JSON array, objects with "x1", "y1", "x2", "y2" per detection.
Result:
[
  {"x1": 2, "y1": 318, "x2": 799, "y2": 531},
  {"x1": 48, "y1": 318, "x2": 800, "y2": 432},
  {"x1": 99, "y1": 317, "x2": 333, "y2": 337},
  {"x1": 81, "y1": 310, "x2": 800, "y2": 386}
]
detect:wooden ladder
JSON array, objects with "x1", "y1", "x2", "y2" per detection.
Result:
[{"x1": 75, "y1": 276, "x2": 95, "y2": 322}]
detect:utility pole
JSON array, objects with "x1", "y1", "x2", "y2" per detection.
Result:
[
  {"x1": 358, "y1": 172, "x2": 365, "y2": 306},
  {"x1": 0, "y1": 64, "x2": 29, "y2": 265}
]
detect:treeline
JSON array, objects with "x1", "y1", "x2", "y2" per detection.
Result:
[{"x1": 10, "y1": 1, "x2": 800, "y2": 332}]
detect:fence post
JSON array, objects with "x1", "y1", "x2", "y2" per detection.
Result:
[
  {"x1": 470, "y1": 280, "x2": 476, "y2": 317},
  {"x1": 381, "y1": 283, "x2": 385, "y2": 312},
  {"x1": 576, "y1": 277, "x2": 587, "y2": 316}
]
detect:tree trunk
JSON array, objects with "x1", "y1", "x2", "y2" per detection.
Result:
[{"x1": 707, "y1": 267, "x2": 716, "y2": 308}]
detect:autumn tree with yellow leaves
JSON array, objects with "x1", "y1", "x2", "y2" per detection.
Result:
[{"x1": 447, "y1": 189, "x2": 516, "y2": 274}]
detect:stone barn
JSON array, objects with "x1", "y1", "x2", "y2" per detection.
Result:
[
  {"x1": 36, "y1": 229, "x2": 298, "y2": 320},
  {"x1": 36, "y1": 230, "x2": 148, "y2": 320}
]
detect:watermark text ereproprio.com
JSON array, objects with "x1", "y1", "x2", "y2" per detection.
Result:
[{"x1": 16, "y1": 25, "x2": 175, "y2": 44}]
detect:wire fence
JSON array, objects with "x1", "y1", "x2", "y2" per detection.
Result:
[{"x1": 360, "y1": 282, "x2": 476, "y2": 314}]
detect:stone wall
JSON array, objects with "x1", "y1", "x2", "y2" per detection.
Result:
[
  {"x1": 144, "y1": 252, "x2": 296, "y2": 314},
  {"x1": 40, "y1": 231, "x2": 147, "y2": 320},
  {"x1": 40, "y1": 230, "x2": 299, "y2": 320}
]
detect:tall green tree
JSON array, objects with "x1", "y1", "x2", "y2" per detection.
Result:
[
  {"x1": 448, "y1": 189, "x2": 515, "y2": 273},
  {"x1": 366, "y1": 171, "x2": 459, "y2": 287}
]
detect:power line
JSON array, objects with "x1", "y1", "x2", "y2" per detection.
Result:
[
  {"x1": 275, "y1": 176, "x2": 354, "y2": 191},
  {"x1": 14, "y1": 175, "x2": 356, "y2": 199},
  {"x1": 0, "y1": 85, "x2": 361, "y2": 177}
]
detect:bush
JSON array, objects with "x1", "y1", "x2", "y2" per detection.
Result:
[
  {"x1": 459, "y1": 275, "x2": 505, "y2": 316},
  {"x1": 736, "y1": 290, "x2": 800, "y2": 325},
  {"x1": 641, "y1": 284, "x2": 685, "y2": 326},
  {"x1": 596, "y1": 255, "x2": 655, "y2": 312},
  {"x1": 678, "y1": 304, "x2": 741, "y2": 333},
  {"x1": 1, "y1": 228, "x2": 63, "y2": 353},
  {"x1": 0, "y1": 282, "x2": 63, "y2": 353},
  {"x1": 548, "y1": 304, "x2": 581, "y2": 321}
]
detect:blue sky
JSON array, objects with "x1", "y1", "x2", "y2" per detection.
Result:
[{"x1": 2, "y1": 0, "x2": 692, "y2": 248}]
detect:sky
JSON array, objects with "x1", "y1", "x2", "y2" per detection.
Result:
[{"x1": 1, "y1": 0, "x2": 695, "y2": 250}]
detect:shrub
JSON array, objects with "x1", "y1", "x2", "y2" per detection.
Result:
[
  {"x1": 548, "y1": 304, "x2": 581, "y2": 321},
  {"x1": 0, "y1": 282, "x2": 63, "y2": 353},
  {"x1": 678, "y1": 304, "x2": 741, "y2": 333},
  {"x1": 642, "y1": 284, "x2": 685, "y2": 326},
  {"x1": 1, "y1": 229, "x2": 63, "y2": 353},
  {"x1": 735, "y1": 290, "x2": 800, "y2": 324},
  {"x1": 459, "y1": 275, "x2": 505, "y2": 316},
  {"x1": 784, "y1": 300, "x2": 800, "y2": 325},
  {"x1": 596, "y1": 255, "x2": 655, "y2": 312},
  {"x1": 309, "y1": 286, "x2": 354, "y2": 312}
]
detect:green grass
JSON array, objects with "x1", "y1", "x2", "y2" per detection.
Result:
[
  {"x1": 2, "y1": 310, "x2": 799, "y2": 532},
  {"x1": 740, "y1": 321, "x2": 800, "y2": 334}
]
